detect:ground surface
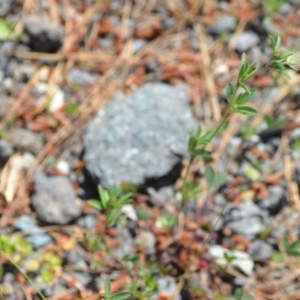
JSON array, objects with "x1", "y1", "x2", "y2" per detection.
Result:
[{"x1": 1, "y1": 0, "x2": 300, "y2": 299}]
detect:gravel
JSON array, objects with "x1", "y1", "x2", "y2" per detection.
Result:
[
  {"x1": 223, "y1": 201, "x2": 267, "y2": 239},
  {"x1": 208, "y1": 14, "x2": 236, "y2": 35},
  {"x1": 234, "y1": 31, "x2": 260, "y2": 52}
]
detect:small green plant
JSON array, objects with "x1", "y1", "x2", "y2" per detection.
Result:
[
  {"x1": 234, "y1": 288, "x2": 253, "y2": 300},
  {"x1": 121, "y1": 255, "x2": 160, "y2": 299},
  {"x1": 183, "y1": 36, "x2": 296, "y2": 201},
  {"x1": 103, "y1": 279, "x2": 131, "y2": 300},
  {"x1": 177, "y1": 36, "x2": 297, "y2": 297},
  {"x1": 271, "y1": 237, "x2": 300, "y2": 262},
  {"x1": 89, "y1": 185, "x2": 133, "y2": 227},
  {"x1": 264, "y1": 114, "x2": 286, "y2": 130},
  {"x1": 158, "y1": 212, "x2": 177, "y2": 231},
  {"x1": 262, "y1": 0, "x2": 288, "y2": 21}
]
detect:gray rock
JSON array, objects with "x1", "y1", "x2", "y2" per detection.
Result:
[
  {"x1": 113, "y1": 227, "x2": 134, "y2": 258},
  {"x1": 234, "y1": 31, "x2": 259, "y2": 52},
  {"x1": 248, "y1": 240, "x2": 273, "y2": 260},
  {"x1": 76, "y1": 214, "x2": 97, "y2": 229},
  {"x1": 133, "y1": 39, "x2": 146, "y2": 53},
  {"x1": 0, "y1": 0, "x2": 14, "y2": 17},
  {"x1": 66, "y1": 250, "x2": 87, "y2": 269},
  {"x1": 14, "y1": 215, "x2": 52, "y2": 248},
  {"x1": 22, "y1": 15, "x2": 64, "y2": 53},
  {"x1": 10, "y1": 128, "x2": 44, "y2": 155},
  {"x1": 68, "y1": 68, "x2": 99, "y2": 86},
  {"x1": 280, "y1": 3, "x2": 292, "y2": 14},
  {"x1": 135, "y1": 231, "x2": 156, "y2": 255},
  {"x1": 32, "y1": 172, "x2": 82, "y2": 224},
  {"x1": 0, "y1": 139, "x2": 13, "y2": 166},
  {"x1": 258, "y1": 185, "x2": 286, "y2": 214},
  {"x1": 208, "y1": 15, "x2": 236, "y2": 35},
  {"x1": 84, "y1": 83, "x2": 197, "y2": 188},
  {"x1": 223, "y1": 201, "x2": 266, "y2": 239},
  {"x1": 154, "y1": 277, "x2": 181, "y2": 300},
  {"x1": 43, "y1": 284, "x2": 67, "y2": 297}
]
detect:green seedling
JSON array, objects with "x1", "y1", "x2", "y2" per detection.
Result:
[
  {"x1": 234, "y1": 288, "x2": 253, "y2": 300},
  {"x1": 271, "y1": 237, "x2": 300, "y2": 262},
  {"x1": 89, "y1": 185, "x2": 133, "y2": 227},
  {"x1": 103, "y1": 279, "x2": 131, "y2": 300},
  {"x1": 264, "y1": 114, "x2": 286, "y2": 130},
  {"x1": 158, "y1": 212, "x2": 177, "y2": 231}
]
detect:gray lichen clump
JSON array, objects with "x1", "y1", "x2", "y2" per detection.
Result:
[{"x1": 84, "y1": 83, "x2": 198, "y2": 189}]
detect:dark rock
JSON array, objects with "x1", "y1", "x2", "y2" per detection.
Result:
[
  {"x1": 258, "y1": 185, "x2": 286, "y2": 215},
  {"x1": 84, "y1": 83, "x2": 197, "y2": 188},
  {"x1": 10, "y1": 128, "x2": 44, "y2": 155},
  {"x1": 248, "y1": 239, "x2": 273, "y2": 260},
  {"x1": 32, "y1": 172, "x2": 82, "y2": 224},
  {"x1": 259, "y1": 129, "x2": 282, "y2": 143},
  {"x1": 234, "y1": 31, "x2": 259, "y2": 52},
  {"x1": 22, "y1": 15, "x2": 64, "y2": 53},
  {"x1": 208, "y1": 15, "x2": 236, "y2": 35},
  {"x1": 0, "y1": 139, "x2": 13, "y2": 166}
]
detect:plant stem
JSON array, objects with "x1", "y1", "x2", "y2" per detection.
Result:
[{"x1": 182, "y1": 111, "x2": 230, "y2": 195}]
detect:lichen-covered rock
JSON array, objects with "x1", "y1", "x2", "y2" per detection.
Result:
[{"x1": 84, "y1": 83, "x2": 197, "y2": 188}]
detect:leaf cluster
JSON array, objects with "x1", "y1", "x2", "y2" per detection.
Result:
[
  {"x1": 269, "y1": 36, "x2": 295, "y2": 79},
  {"x1": 89, "y1": 186, "x2": 133, "y2": 227},
  {"x1": 271, "y1": 237, "x2": 300, "y2": 262}
]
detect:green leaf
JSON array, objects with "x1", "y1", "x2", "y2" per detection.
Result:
[
  {"x1": 270, "y1": 251, "x2": 284, "y2": 262},
  {"x1": 199, "y1": 129, "x2": 215, "y2": 145},
  {"x1": 234, "y1": 106, "x2": 257, "y2": 116},
  {"x1": 98, "y1": 185, "x2": 110, "y2": 209},
  {"x1": 269, "y1": 35, "x2": 276, "y2": 50},
  {"x1": 244, "y1": 163, "x2": 261, "y2": 181},
  {"x1": 238, "y1": 81, "x2": 250, "y2": 93},
  {"x1": 111, "y1": 292, "x2": 131, "y2": 300},
  {"x1": 226, "y1": 83, "x2": 235, "y2": 104},
  {"x1": 282, "y1": 237, "x2": 289, "y2": 251},
  {"x1": 188, "y1": 136, "x2": 197, "y2": 152},
  {"x1": 236, "y1": 89, "x2": 256, "y2": 105},
  {"x1": 212, "y1": 173, "x2": 227, "y2": 190},
  {"x1": 288, "y1": 240, "x2": 300, "y2": 251},
  {"x1": 191, "y1": 148, "x2": 212, "y2": 159},
  {"x1": 88, "y1": 199, "x2": 103, "y2": 210},
  {"x1": 234, "y1": 288, "x2": 244, "y2": 300},
  {"x1": 247, "y1": 62, "x2": 258, "y2": 76},
  {"x1": 204, "y1": 166, "x2": 215, "y2": 185},
  {"x1": 105, "y1": 279, "x2": 111, "y2": 297},
  {"x1": 123, "y1": 254, "x2": 140, "y2": 263},
  {"x1": 0, "y1": 19, "x2": 14, "y2": 40},
  {"x1": 195, "y1": 125, "x2": 202, "y2": 137},
  {"x1": 238, "y1": 54, "x2": 247, "y2": 80},
  {"x1": 286, "y1": 250, "x2": 300, "y2": 257},
  {"x1": 277, "y1": 67, "x2": 291, "y2": 79},
  {"x1": 275, "y1": 36, "x2": 281, "y2": 52}
]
